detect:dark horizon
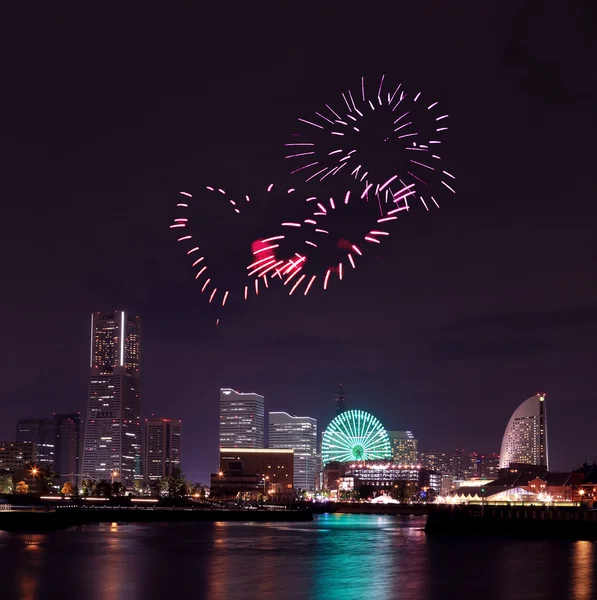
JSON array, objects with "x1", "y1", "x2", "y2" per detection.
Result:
[{"x1": 1, "y1": 4, "x2": 596, "y2": 483}]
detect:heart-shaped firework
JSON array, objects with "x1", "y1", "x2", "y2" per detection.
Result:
[
  {"x1": 247, "y1": 179, "x2": 416, "y2": 296},
  {"x1": 170, "y1": 182, "x2": 323, "y2": 323}
]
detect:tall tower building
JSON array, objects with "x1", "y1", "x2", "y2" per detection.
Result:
[
  {"x1": 16, "y1": 418, "x2": 56, "y2": 466},
  {"x1": 143, "y1": 417, "x2": 182, "y2": 481},
  {"x1": 335, "y1": 384, "x2": 346, "y2": 416},
  {"x1": 499, "y1": 393, "x2": 549, "y2": 470},
  {"x1": 269, "y1": 412, "x2": 317, "y2": 492},
  {"x1": 54, "y1": 413, "x2": 82, "y2": 485},
  {"x1": 219, "y1": 388, "x2": 264, "y2": 449},
  {"x1": 83, "y1": 311, "x2": 142, "y2": 488}
]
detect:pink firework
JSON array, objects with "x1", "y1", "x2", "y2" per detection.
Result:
[
  {"x1": 169, "y1": 182, "x2": 295, "y2": 323},
  {"x1": 286, "y1": 75, "x2": 456, "y2": 210},
  {"x1": 246, "y1": 181, "x2": 415, "y2": 296}
]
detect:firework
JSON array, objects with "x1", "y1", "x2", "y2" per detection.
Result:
[
  {"x1": 286, "y1": 75, "x2": 456, "y2": 211},
  {"x1": 246, "y1": 181, "x2": 415, "y2": 296},
  {"x1": 169, "y1": 183, "x2": 295, "y2": 321}
]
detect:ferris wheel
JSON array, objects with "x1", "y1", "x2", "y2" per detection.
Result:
[{"x1": 322, "y1": 409, "x2": 391, "y2": 465}]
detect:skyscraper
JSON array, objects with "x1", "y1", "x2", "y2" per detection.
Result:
[
  {"x1": 143, "y1": 417, "x2": 182, "y2": 481},
  {"x1": 499, "y1": 393, "x2": 549, "y2": 470},
  {"x1": 54, "y1": 413, "x2": 82, "y2": 485},
  {"x1": 335, "y1": 384, "x2": 346, "y2": 415},
  {"x1": 269, "y1": 412, "x2": 317, "y2": 492},
  {"x1": 387, "y1": 430, "x2": 419, "y2": 464},
  {"x1": 219, "y1": 388, "x2": 265, "y2": 449},
  {"x1": 83, "y1": 311, "x2": 142, "y2": 488},
  {"x1": 16, "y1": 418, "x2": 56, "y2": 466}
]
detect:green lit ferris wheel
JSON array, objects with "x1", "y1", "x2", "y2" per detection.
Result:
[{"x1": 321, "y1": 409, "x2": 392, "y2": 466}]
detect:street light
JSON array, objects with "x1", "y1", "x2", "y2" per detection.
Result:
[
  {"x1": 262, "y1": 476, "x2": 269, "y2": 494},
  {"x1": 579, "y1": 488, "x2": 585, "y2": 507},
  {"x1": 30, "y1": 467, "x2": 39, "y2": 476},
  {"x1": 111, "y1": 471, "x2": 119, "y2": 484}
]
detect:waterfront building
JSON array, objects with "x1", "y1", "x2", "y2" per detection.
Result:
[
  {"x1": 143, "y1": 417, "x2": 182, "y2": 481},
  {"x1": 499, "y1": 393, "x2": 549, "y2": 469},
  {"x1": 420, "y1": 451, "x2": 451, "y2": 473},
  {"x1": 212, "y1": 448, "x2": 294, "y2": 496},
  {"x1": 269, "y1": 412, "x2": 317, "y2": 492},
  {"x1": 342, "y1": 462, "x2": 421, "y2": 498},
  {"x1": 54, "y1": 413, "x2": 82, "y2": 485},
  {"x1": 335, "y1": 384, "x2": 346, "y2": 415},
  {"x1": 387, "y1": 430, "x2": 418, "y2": 464},
  {"x1": 448, "y1": 471, "x2": 582, "y2": 504},
  {"x1": 219, "y1": 388, "x2": 265, "y2": 449},
  {"x1": 0, "y1": 442, "x2": 37, "y2": 471},
  {"x1": 321, "y1": 409, "x2": 391, "y2": 466},
  {"x1": 82, "y1": 311, "x2": 142, "y2": 488},
  {"x1": 16, "y1": 418, "x2": 56, "y2": 466}
]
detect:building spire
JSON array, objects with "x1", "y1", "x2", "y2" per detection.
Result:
[{"x1": 335, "y1": 384, "x2": 346, "y2": 415}]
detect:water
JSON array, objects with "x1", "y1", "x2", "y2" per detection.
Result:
[{"x1": 1, "y1": 514, "x2": 596, "y2": 599}]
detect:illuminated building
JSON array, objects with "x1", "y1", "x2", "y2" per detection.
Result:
[
  {"x1": 16, "y1": 418, "x2": 56, "y2": 466},
  {"x1": 0, "y1": 442, "x2": 37, "y2": 471},
  {"x1": 54, "y1": 413, "x2": 82, "y2": 485},
  {"x1": 143, "y1": 417, "x2": 182, "y2": 481},
  {"x1": 450, "y1": 450, "x2": 478, "y2": 479},
  {"x1": 335, "y1": 384, "x2": 346, "y2": 415},
  {"x1": 321, "y1": 409, "x2": 391, "y2": 466},
  {"x1": 211, "y1": 448, "x2": 294, "y2": 496},
  {"x1": 219, "y1": 388, "x2": 265, "y2": 448},
  {"x1": 475, "y1": 452, "x2": 500, "y2": 479},
  {"x1": 420, "y1": 451, "x2": 451, "y2": 473},
  {"x1": 83, "y1": 311, "x2": 142, "y2": 488},
  {"x1": 387, "y1": 430, "x2": 418, "y2": 464},
  {"x1": 269, "y1": 412, "x2": 317, "y2": 491},
  {"x1": 344, "y1": 462, "x2": 421, "y2": 497},
  {"x1": 499, "y1": 394, "x2": 548, "y2": 469}
]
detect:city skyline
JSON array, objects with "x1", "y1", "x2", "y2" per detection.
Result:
[
  {"x1": 0, "y1": 317, "x2": 571, "y2": 484},
  {"x1": 1, "y1": 6, "x2": 595, "y2": 485},
  {"x1": 0, "y1": 317, "x2": 578, "y2": 483}
]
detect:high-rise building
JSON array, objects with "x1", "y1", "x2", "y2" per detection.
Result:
[
  {"x1": 269, "y1": 412, "x2": 317, "y2": 492},
  {"x1": 335, "y1": 384, "x2": 346, "y2": 415},
  {"x1": 16, "y1": 418, "x2": 56, "y2": 466},
  {"x1": 387, "y1": 430, "x2": 418, "y2": 464},
  {"x1": 83, "y1": 311, "x2": 142, "y2": 488},
  {"x1": 143, "y1": 417, "x2": 182, "y2": 481},
  {"x1": 475, "y1": 452, "x2": 500, "y2": 479},
  {"x1": 450, "y1": 449, "x2": 478, "y2": 479},
  {"x1": 54, "y1": 413, "x2": 82, "y2": 485},
  {"x1": 219, "y1": 388, "x2": 265, "y2": 449},
  {"x1": 0, "y1": 442, "x2": 37, "y2": 471},
  {"x1": 420, "y1": 451, "x2": 451, "y2": 473},
  {"x1": 499, "y1": 393, "x2": 548, "y2": 470}
]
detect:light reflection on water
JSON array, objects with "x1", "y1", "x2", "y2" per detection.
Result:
[{"x1": 0, "y1": 514, "x2": 596, "y2": 600}]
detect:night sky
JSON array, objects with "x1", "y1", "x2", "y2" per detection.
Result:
[{"x1": 1, "y1": 4, "x2": 596, "y2": 483}]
